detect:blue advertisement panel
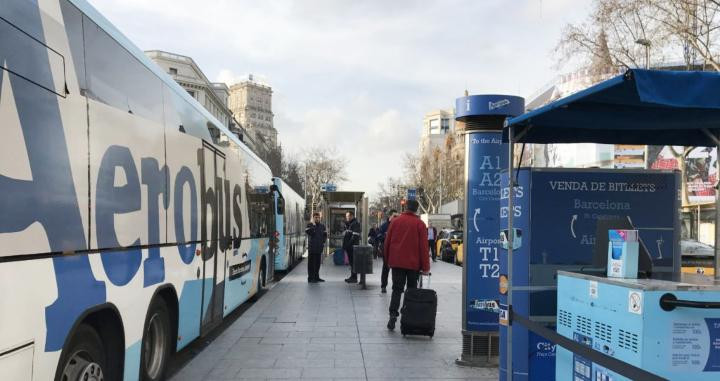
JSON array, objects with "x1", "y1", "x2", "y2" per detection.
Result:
[
  {"x1": 499, "y1": 169, "x2": 532, "y2": 380},
  {"x1": 528, "y1": 169, "x2": 678, "y2": 269},
  {"x1": 465, "y1": 131, "x2": 503, "y2": 332},
  {"x1": 499, "y1": 168, "x2": 680, "y2": 381}
]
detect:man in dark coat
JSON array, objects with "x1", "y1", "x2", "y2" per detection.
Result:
[
  {"x1": 383, "y1": 200, "x2": 430, "y2": 330},
  {"x1": 376, "y1": 209, "x2": 398, "y2": 293},
  {"x1": 368, "y1": 224, "x2": 379, "y2": 259},
  {"x1": 343, "y1": 211, "x2": 362, "y2": 283},
  {"x1": 305, "y1": 212, "x2": 327, "y2": 283}
]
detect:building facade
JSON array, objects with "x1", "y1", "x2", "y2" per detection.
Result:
[
  {"x1": 144, "y1": 50, "x2": 278, "y2": 158},
  {"x1": 419, "y1": 109, "x2": 454, "y2": 158},
  {"x1": 228, "y1": 75, "x2": 277, "y2": 148},
  {"x1": 145, "y1": 50, "x2": 236, "y2": 132}
]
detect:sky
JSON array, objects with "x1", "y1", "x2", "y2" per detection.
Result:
[{"x1": 89, "y1": 0, "x2": 593, "y2": 196}]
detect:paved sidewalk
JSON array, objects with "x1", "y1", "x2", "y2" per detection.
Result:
[{"x1": 171, "y1": 255, "x2": 499, "y2": 380}]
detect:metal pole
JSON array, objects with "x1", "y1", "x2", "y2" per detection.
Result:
[
  {"x1": 440, "y1": 163, "x2": 444, "y2": 209},
  {"x1": 698, "y1": 204, "x2": 701, "y2": 242},
  {"x1": 506, "y1": 125, "x2": 514, "y2": 380},
  {"x1": 715, "y1": 142, "x2": 720, "y2": 280},
  {"x1": 645, "y1": 45, "x2": 650, "y2": 69}
]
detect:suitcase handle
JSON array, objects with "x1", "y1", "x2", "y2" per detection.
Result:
[{"x1": 419, "y1": 272, "x2": 431, "y2": 288}]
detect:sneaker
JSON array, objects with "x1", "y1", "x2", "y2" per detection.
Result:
[
  {"x1": 308, "y1": 279, "x2": 317, "y2": 283},
  {"x1": 387, "y1": 317, "x2": 396, "y2": 331},
  {"x1": 381, "y1": 287, "x2": 387, "y2": 293},
  {"x1": 344, "y1": 276, "x2": 357, "y2": 283},
  {"x1": 317, "y1": 278, "x2": 325, "y2": 282}
]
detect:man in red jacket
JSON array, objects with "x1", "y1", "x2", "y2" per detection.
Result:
[{"x1": 383, "y1": 199, "x2": 430, "y2": 330}]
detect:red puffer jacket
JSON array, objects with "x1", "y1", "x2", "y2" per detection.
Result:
[{"x1": 383, "y1": 211, "x2": 430, "y2": 272}]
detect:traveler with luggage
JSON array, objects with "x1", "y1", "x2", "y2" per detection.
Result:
[
  {"x1": 305, "y1": 212, "x2": 327, "y2": 283},
  {"x1": 343, "y1": 211, "x2": 362, "y2": 283},
  {"x1": 376, "y1": 209, "x2": 398, "y2": 293},
  {"x1": 382, "y1": 200, "x2": 431, "y2": 332}
]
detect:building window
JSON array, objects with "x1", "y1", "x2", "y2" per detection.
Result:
[
  {"x1": 429, "y1": 119, "x2": 440, "y2": 134},
  {"x1": 169, "y1": 67, "x2": 177, "y2": 75},
  {"x1": 441, "y1": 118, "x2": 450, "y2": 132}
]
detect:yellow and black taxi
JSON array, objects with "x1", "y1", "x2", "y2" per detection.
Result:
[{"x1": 437, "y1": 229, "x2": 463, "y2": 265}]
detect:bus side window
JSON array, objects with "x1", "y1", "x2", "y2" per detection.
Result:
[
  {"x1": 247, "y1": 185, "x2": 271, "y2": 238},
  {"x1": 83, "y1": 16, "x2": 163, "y2": 123},
  {"x1": 163, "y1": 84, "x2": 212, "y2": 141}
]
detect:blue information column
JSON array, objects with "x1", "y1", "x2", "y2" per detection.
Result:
[{"x1": 455, "y1": 94, "x2": 524, "y2": 366}]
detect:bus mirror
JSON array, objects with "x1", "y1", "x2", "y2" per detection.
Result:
[{"x1": 277, "y1": 197, "x2": 285, "y2": 215}]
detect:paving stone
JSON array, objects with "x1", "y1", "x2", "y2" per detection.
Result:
[
  {"x1": 302, "y1": 366, "x2": 367, "y2": 379},
  {"x1": 171, "y1": 259, "x2": 498, "y2": 381},
  {"x1": 235, "y1": 367, "x2": 303, "y2": 379}
]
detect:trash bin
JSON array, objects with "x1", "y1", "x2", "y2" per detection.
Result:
[
  {"x1": 352, "y1": 245, "x2": 373, "y2": 289},
  {"x1": 352, "y1": 245, "x2": 374, "y2": 274}
]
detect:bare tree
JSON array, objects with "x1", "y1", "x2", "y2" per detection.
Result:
[
  {"x1": 557, "y1": 0, "x2": 720, "y2": 71},
  {"x1": 669, "y1": 146, "x2": 694, "y2": 205},
  {"x1": 281, "y1": 154, "x2": 305, "y2": 196},
  {"x1": 374, "y1": 177, "x2": 408, "y2": 213},
  {"x1": 404, "y1": 141, "x2": 464, "y2": 214},
  {"x1": 301, "y1": 147, "x2": 348, "y2": 214},
  {"x1": 556, "y1": 0, "x2": 671, "y2": 70},
  {"x1": 267, "y1": 144, "x2": 283, "y2": 177},
  {"x1": 648, "y1": 0, "x2": 720, "y2": 70}
]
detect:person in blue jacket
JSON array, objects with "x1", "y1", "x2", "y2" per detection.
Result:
[
  {"x1": 376, "y1": 209, "x2": 398, "y2": 293},
  {"x1": 305, "y1": 212, "x2": 327, "y2": 283}
]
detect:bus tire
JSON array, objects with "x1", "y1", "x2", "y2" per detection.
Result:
[
  {"x1": 57, "y1": 324, "x2": 107, "y2": 381},
  {"x1": 251, "y1": 260, "x2": 266, "y2": 302},
  {"x1": 260, "y1": 259, "x2": 267, "y2": 289},
  {"x1": 140, "y1": 298, "x2": 172, "y2": 381}
]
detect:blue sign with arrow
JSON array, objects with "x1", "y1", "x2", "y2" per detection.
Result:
[{"x1": 465, "y1": 131, "x2": 504, "y2": 332}]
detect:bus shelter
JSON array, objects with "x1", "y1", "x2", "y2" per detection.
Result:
[
  {"x1": 502, "y1": 68, "x2": 720, "y2": 379},
  {"x1": 317, "y1": 190, "x2": 369, "y2": 255}
]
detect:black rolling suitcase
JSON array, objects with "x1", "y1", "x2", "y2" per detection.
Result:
[{"x1": 400, "y1": 273, "x2": 436, "y2": 337}]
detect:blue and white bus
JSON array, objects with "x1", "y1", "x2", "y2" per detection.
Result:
[
  {"x1": 271, "y1": 178, "x2": 306, "y2": 272},
  {"x1": 0, "y1": 1, "x2": 282, "y2": 380}
]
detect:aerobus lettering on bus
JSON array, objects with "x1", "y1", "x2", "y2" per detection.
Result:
[{"x1": 1, "y1": 1, "x2": 307, "y2": 378}]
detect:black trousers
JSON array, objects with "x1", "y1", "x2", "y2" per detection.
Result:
[
  {"x1": 428, "y1": 239, "x2": 436, "y2": 260},
  {"x1": 381, "y1": 254, "x2": 390, "y2": 289},
  {"x1": 389, "y1": 268, "x2": 419, "y2": 318},
  {"x1": 307, "y1": 251, "x2": 322, "y2": 281}
]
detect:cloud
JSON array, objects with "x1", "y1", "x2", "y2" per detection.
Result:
[{"x1": 89, "y1": 0, "x2": 594, "y2": 195}]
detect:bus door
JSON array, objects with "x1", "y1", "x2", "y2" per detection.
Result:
[{"x1": 200, "y1": 141, "x2": 226, "y2": 334}]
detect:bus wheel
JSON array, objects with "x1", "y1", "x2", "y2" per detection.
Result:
[
  {"x1": 59, "y1": 324, "x2": 107, "y2": 381},
  {"x1": 260, "y1": 262, "x2": 267, "y2": 289},
  {"x1": 140, "y1": 298, "x2": 171, "y2": 381}
]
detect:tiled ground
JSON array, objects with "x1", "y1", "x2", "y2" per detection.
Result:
[{"x1": 171, "y1": 254, "x2": 499, "y2": 380}]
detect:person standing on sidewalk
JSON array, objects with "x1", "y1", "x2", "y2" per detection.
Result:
[
  {"x1": 383, "y1": 200, "x2": 430, "y2": 330},
  {"x1": 368, "y1": 224, "x2": 379, "y2": 259},
  {"x1": 428, "y1": 222, "x2": 438, "y2": 262},
  {"x1": 305, "y1": 212, "x2": 327, "y2": 283},
  {"x1": 376, "y1": 209, "x2": 398, "y2": 293},
  {"x1": 343, "y1": 211, "x2": 362, "y2": 283}
]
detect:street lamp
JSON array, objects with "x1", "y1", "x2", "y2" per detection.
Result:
[{"x1": 635, "y1": 38, "x2": 651, "y2": 69}]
